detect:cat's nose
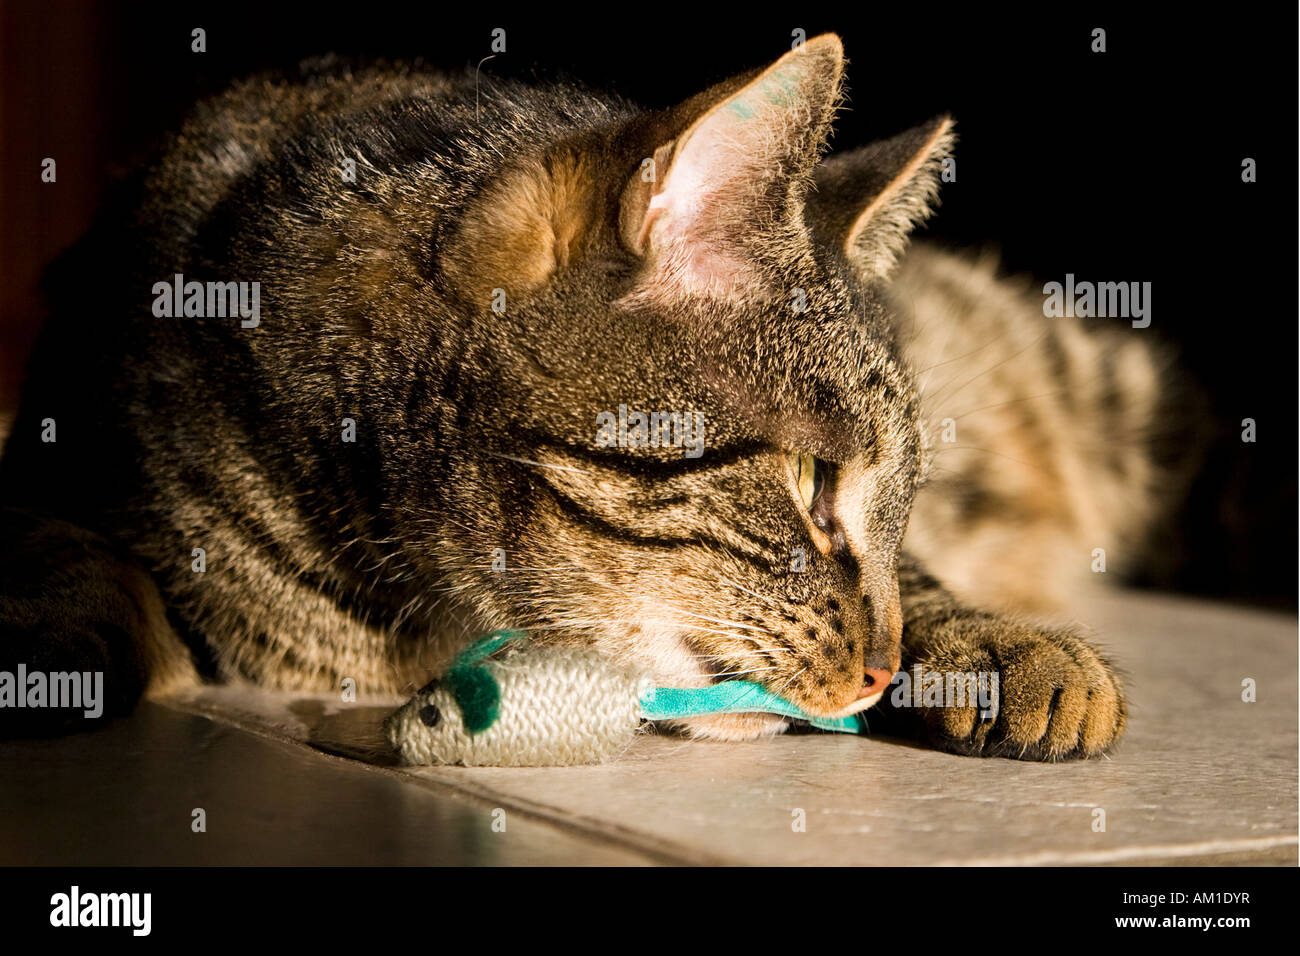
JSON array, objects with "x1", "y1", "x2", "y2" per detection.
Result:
[{"x1": 857, "y1": 667, "x2": 895, "y2": 699}]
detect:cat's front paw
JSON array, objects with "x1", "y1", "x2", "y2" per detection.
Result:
[{"x1": 884, "y1": 618, "x2": 1126, "y2": 760}]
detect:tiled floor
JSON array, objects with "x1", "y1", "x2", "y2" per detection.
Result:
[{"x1": 2, "y1": 590, "x2": 1296, "y2": 865}]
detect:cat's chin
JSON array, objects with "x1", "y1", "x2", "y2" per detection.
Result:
[{"x1": 667, "y1": 712, "x2": 790, "y2": 742}]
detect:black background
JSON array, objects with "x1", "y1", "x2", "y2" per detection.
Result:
[
  {"x1": 4, "y1": 2, "x2": 1296, "y2": 605},
  {"x1": 1, "y1": 864, "x2": 1295, "y2": 939}
]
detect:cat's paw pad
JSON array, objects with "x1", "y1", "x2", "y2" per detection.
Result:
[{"x1": 895, "y1": 620, "x2": 1126, "y2": 760}]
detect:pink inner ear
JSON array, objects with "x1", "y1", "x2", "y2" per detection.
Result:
[
  {"x1": 640, "y1": 120, "x2": 778, "y2": 296},
  {"x1": 637, "y1": 48, "x2": 836, "y2": 299},
  {"x1": 644, "y1": 153, "x2": 752, "y2": 294},
  {"x1": 648, "y1": 134, "x2": 729, "y2": 230}
]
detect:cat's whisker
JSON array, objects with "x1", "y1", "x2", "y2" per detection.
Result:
[
  {"x1": 653, "y1": 607, "x2": 767, "y2": 634},
  {"x1": 910, "y1": 333, "x2": 1004, "y2": 378},
  {"x1": 712, "y1": 667, "x2": 781, "y2": 679},
  {"x1": 769, "y1": 666, "x2": 807, "y2": 703},
  {"x1": 929, "y1": 443, "x2": 1050, "y2": 475},
  {"x1": 718, "y1": 576, "x2": 783, "y2": 611},
  {"x1": 921, "y1": 329, "x2": 1052, "y2": 410},
  {"x1": 940, "y1": 358, "x2": 1115, "y2": 422},
  {"x1": 912, "y1": 303, "x2": 963, "y2": 401}
]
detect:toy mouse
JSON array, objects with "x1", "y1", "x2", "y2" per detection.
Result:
[{"x1": 385, "y1": 630, "x2": 861, "y2": 766}]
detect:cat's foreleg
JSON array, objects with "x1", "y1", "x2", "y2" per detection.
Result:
[
  {"x1": 870, "y1": 552, "x2": 1127, "y2": 760},
  {"x1": 0, "y1": 507, "x2": 197, "y2": 737}
]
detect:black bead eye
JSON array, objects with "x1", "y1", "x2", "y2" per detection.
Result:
[{"x1": 418, "y1": 704, "x2": 442, "y2": 728}]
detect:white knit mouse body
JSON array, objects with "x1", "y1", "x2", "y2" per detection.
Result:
[{"x1": 385, "y1": 638, "x2": 652, "y2": 766}]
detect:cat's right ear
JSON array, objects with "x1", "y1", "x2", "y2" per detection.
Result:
[
  {"x1": 807, "y1": 116, "x2": 956, "y2": 279},
  {"x1": 618, "y1": 35, "x2": 844, "y2": 301}
]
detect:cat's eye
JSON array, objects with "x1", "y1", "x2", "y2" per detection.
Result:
[{"x1": 788, "y1": 452, "x2": 825, "y2": 512}]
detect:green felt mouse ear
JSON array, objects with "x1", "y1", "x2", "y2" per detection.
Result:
[
  {"x1": 444, "y1": 630, "x2": 526, "y2": 734},
  {"x1": 446, "y1": 663, "x2": 501, "y2": 734},
  {"x1": 452, "y1": 630, "x2": 526, "y2": 668}
]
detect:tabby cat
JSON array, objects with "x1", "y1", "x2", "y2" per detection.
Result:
[{"x1": 0, "y1": 35, "x2": 1191, "y2": 759}]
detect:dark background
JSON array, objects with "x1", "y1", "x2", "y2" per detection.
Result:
[{"x1": 1, "y1": 2, "x2": 1294, "y2": 606}]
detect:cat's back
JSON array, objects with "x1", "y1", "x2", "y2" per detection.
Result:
[{"x1": 893, "y1": 244, "x2": 1199, "y2": 612}]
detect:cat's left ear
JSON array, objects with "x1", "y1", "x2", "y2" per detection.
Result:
[{"x1": 809, "y1": 116, "x2": 956, "y2": 278}]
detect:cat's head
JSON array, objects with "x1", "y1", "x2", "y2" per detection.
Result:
[{"x1": 430, "y1": 35, "x2": 953, "y2": 729}]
